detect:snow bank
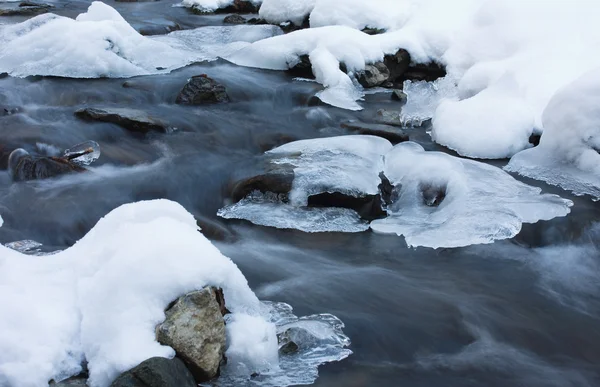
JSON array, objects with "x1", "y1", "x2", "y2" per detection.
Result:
[
  {"x1": 259, "y1": 0, "x2": 315, "y2": 26},
  {"x1": 506, "y1": 69, "x2": 600, "y2": 200},
  {"x1": 0, "y1": 2, "x2": 280, "y2": 78},
  {"x1": 0, "y1": 200, "x2": 274, "y2": 387},
  {"x1": 370, "y1": 142, "x2": 572, "y2": 248}
]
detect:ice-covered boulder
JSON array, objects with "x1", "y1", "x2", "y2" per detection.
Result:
[
  {"x1": 506, "y1": 69, "x2": 600, "y2": 200},
  {"x1": 370, "y1": 142, "x2": 573, "y2": 248}
]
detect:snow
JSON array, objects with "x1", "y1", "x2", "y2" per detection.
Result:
[
  {"x1": 180, "y1": 0, "x2": 261, "y2": 13},
  {"x1": 370, "y1": 142, "x2": 572, "y2": 248},
  {"x1": 259, "y1": 0, "x2": 315, "y2": 26},
  {"x1": 0, "y1": 2, "x2": 280, "y2": 78},
  {"x1": 0, "y1": 200, "x2": 276, "y2": 387},
  {"x1": 506, "y1": 69, "x2": 600, "y2": 200}
]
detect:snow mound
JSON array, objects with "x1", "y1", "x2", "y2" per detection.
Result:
[
  {"x1": 506, "y1": 69, "x2": 600, "y2": 200},
  {"x1": 180, "y1": 0, "x2": 261, "y2": 13},
  {"x1": 259, "y1": 0, "x2": 315, "y2": 26},
  {"x1": 0, "y1": 200, "x2": 273, "y2": 387},
  {"x1": 370, "y1": 142, "x2": 573, "y2": 248}
]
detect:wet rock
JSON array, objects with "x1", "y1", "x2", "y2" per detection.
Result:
[
  {"x1": 403, "y1": 62, "x2": 447, "y2": 82},
  {"x1": 75, "y1": 107, "x2": 174, "y2": 134},
  {"x1": 362, "y1": 27, "x2": 386, "y2": 35},
  {"x1": 196, "y1": 215, "x2": 235, "y2": 241},
  {"x1": 307, "y1": 191, "x2": 386, "y2": 221},
  {"x1": 223, "y1": 14, "x2": 247, "y2": 24},
  {"x1": 358, "y1": 62, "x2": 390, "y2": 88},
  {"x1": 49, "y1": 376, "x2": 87, "y2": 387},
  {"x1": 138, "y1": 22, "x2": 181, "y2": 36},
  {"x1": 247, "y1": 17, "x2": 267, "y2": 25},
  {"x1": 529, "y1": 133, "x2": 541, "y2": 147},
  {"x1": 0, "y1": 1, "x2": 53, "y2": 16},
  {"x1": 279, "y1": 340, "x2": 299, "y2": 354},
  {"x1": 384, "y1": 49, "x2": 411, "y2": 83},
  {"x1": 288, "y1": 54, "x2": 314, "y2": 79},
  {"x1": 8, "y1": 149, "x2": 86, "y2": 182},
  {"x1": 176, "y1": 75, "x2": 229, "y2": 105},
  {"x1": 110, "y1": 357, "x2": 196, "y2": 387},
  {"x1": 391, "y1": 89, "x2": 408, "y2": 103},
  {"x1": 419, "y1": 182, "x2": 446, "y2": 207},
  {"x1": 375, "y1": 109, "x2": 406, "y2": 127},
  {"x1": 1, "y1": 106, "x2": 21, "y2": 116},
  {"x1": 254, "y1": 132, "x2": 298, "y2": 152},
  {"x1": 156, "y1": 288, "x2": 226, "y2": 383},
  {"x1": 230, "y1": 165, "x2": 295, "y2": 203},
  {"x1": 340, "y1": 121, "x2": 408, "y2": 144}
]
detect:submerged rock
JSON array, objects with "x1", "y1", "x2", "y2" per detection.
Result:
[
  {"x1": 110, "y1": 357, "x2": 196, "y2": 387},
  {"x1": 156, "y1": 288, "x2": 226, "y2": 383},
  {"x1": 287, "y1": 54, "x2": 314, "y2": 79},
  {"x1": 0, "y1": 1, "x2": 53, "y2": 16},
  {"x1": 341, "y1": 121, "x2": 408, "y2": 144},
  {"x1": 176, "y1": 75, "x2": 229, "y2": 105},
  {"x1": 391, "y1": 89, "x2": 408, "y2": 103},
  {"x1": 138, "y1": 22, "x2": 182, "y2": 36},
  {"x1": 358, "y1": 62, "x2": 390, "y2": 88},
  {"x1": 230, "y1": 164, "x2": 295, "y2": 203},
  {"x1": 8, "y1": 149, "x2": 86, "y2": 182},
  {"x1": 75, "y1": 107, "x2": 174, "y2": 134},
  {"x1": 223, "y1": 14, "x2": 247, "y2": 24}
]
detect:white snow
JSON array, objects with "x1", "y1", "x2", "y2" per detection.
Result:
[
  {"x1": 0, "y1": 200, "x2": 276, "y2": 387},
  {"x1": 506, "y1": 69, "x2": 600, "y2": 200},
  {"x1": 370, "y1": 142, "x2": 572, "y2": 248},
  {"x1": 180, "y1": 0, "x2": 261, "y2": 13},
  {"x1": 259, "y1": 0, "x2": 315, "y2": 26}
]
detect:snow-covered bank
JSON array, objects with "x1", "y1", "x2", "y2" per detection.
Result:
[{"x1": 0, "y1": 200, "x2": 350, "y2": 387}]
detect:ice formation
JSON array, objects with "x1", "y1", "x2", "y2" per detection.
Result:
[
  {"x1": 370, "y1": 142, "x2": 572, "y2": 248},
  {"x1": 0, "y1": 200, "x2": 274, "y2": 387},
  {"x1": 220, "y1": 137, "x2": 573, "y2": 248},
  {"x1": 506, "y1": 69, "x2": 600, "y2": 200},
  {"x1": 180, "y1": 0, "x2": 261, "y2": 13}
]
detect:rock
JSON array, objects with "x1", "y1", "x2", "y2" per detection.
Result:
[
  {"x1": 247, "y1": 17, "x2": 267, "y2": 25},
  {"x1": 254, "y1": 132, "x2": 298, "y2": 152},
  {"x1": 340, "y1": 121, "x2": 408, "y2": 144},
  {"x1": 110, "y1": 357, "x2": 196, "y2": 387},
  {"x1": 1, "y1": 106, "x2": 21, "y2": 116},
  {"x1": 0, "y1": 1, "x2": 52, "y2": 16},
  {"x1": 391, "y1": 89, "x2": 408, "y2": 103},
  {"x1": 196, "y1": 215, "x2": 235, "y2": 241},
  {"x1": 49, "y1": 376, "x2": 87, "y2": 386},
  {"x1": 75, "y1": 107, "x2": 174, "y2": 134},
  {"x1": 223, "y1": 14, "x2": 246, "y2": 24},
  {"x1": 307, "y1": 191, "x2": 386, "y2": 221},
  {"x1": 156, "y1": 288, "x2": 226, "y2": 383},
  {"x1": 190, "y1": 0, "x2": 258, "y2": 14},
  {"x1": 361, "y1": 27, "x2": 386, "y2": 35},
  {"x1": 8, "y1": 149, "x2": 86, "y2": 182},
  {"x1": 384, "y1": 49, "x2": 411, "y2": 83},
  {"x1": 419, "y1": 182, "x2": 446, "y2": 207},
  {"x1": 230, "y1": 164, "x2": 295, "y2": 203},
  {"x1": 403, "y1": 62, "x2": 447, "y2": 82},
  {"x1": 138, "y1": 22, "x2": 181, "y2": 36},
  {"x1": 287, "y1": 54, "x2": 313, "y2": 79},
  {"x1": 529, "y1": 133, "x2": 541, "y2": 146},
  {"x1": 375, "y1": 109, "x2": 404, "y2": 127},
  {"x1": 176, "y1": 75, "x2": 229, "y2": 105},
  {"x1": 357, "y1": 62, "x2": 390, "y2": 88}
]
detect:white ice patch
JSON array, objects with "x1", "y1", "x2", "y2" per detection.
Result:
[
  {"x1": 506, "y1": 68, "x2": 600, "y2": 200},
  {"x1": 370, "y1": 142, "x2": 572, "y2": 248},
  {"x1": 401, "y1": 77, "x2": 457, "y2": 127},
  {"x1": 0, "y1": 200, "x2": 277, "y2": 387},
  {"x1": 218, "y1": 191, "x2": 370, "y2": 233}
]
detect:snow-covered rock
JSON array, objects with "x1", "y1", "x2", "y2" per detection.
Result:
[
  {"x1": 180, "y1": 0, "x2": 261, "y2": 14},
  {"x1": 506, "y1": 69, "x2": 600, "y2": 200}
]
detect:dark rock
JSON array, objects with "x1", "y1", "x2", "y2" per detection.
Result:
[
  {"x1": 358, "y1": 62, "x2": 390, "y2": 88},
  {"x1": 156, "y1": 288, "x2": 226, "y2": 384},
  {"x1": 254, "y1": 132, "x2": 298, "y2": 152},
  {"x1": 138, "y1": 22, "x2": 181, "y2": 36},
  {"x1": 8, "y1": 149, "x2": 86, "y2": 182},
  {"x1": 176, "y1": 75, "x2": 229, "y2": 105},
  {"x1": 403, "y1": 62, "x2": 447, "y2": 82},
  {"x1": 279, "y1": 340, "x2": 299, "y2": 354},
  {"x1": 0, "y1": 1, "x2": 52, "y2": 16},
  {"x1": 419, "y1": 182, "x2": 446, "y2": 207},
  {"x1": 230, "y1": 165, "x2": 295, "y2": 203},
  {"x1": 196, "y1": 215, "x2": 235, "y2": 241},
  {"x1": 529, "y1": 133, "x2": 541, "y2": 147},
  {"x1": 287, "y1": 55, "x2": 313, "y2": 79},
  {"x1": 362, "y1": 27, "x2": 386, "y2": 35},
  {"x1": 75, "y1": 107, "x2": 174, "y2": 134},
  {"x1": 307, "y1": 191, "x2": 386, "y2": 221},
  {"x1": 384, "y1": 49, "x2": 411, "y2": 83},
  {"x1": 247, "y1": 17, "x2": 267, "y2": 25},
  {"x1": 378, "y1": 172, "x2": 394, "y2": 208},
  {"x1": 375, "y1": 109, "x2": 404, "y2": 127},
  {"x1": 110, "y1": 357, "x2": 196, "y2": 387},
  {"x1": 391, "y1": 89, "x2": 407, "y2": 103},
  {"x1": 49, "y1": 376, "x2": 87, "y2": 387},
  {"x1": 279, "y1": 15, "x2": 310, "y2": 33},
  {"x1": 341, "y1": 121, "x2": 408, "y2": 144},
  {"x1": 223, "y1": 14, "x2": 246, "y2": 24},
  {"x1": 1, "y1": 106, "x2": 21, "y2": 116}
]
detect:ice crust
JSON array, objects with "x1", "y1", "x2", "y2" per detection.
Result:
[{"x1": 180, "y1": 0, "x2": 262, "y2": 13}]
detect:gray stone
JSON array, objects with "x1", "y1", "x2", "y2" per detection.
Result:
[
  {"x1": 358, "y1": 62, "x2": 390, "y2": 88},
  {"x1": 50, "y1": 376, "x2": 88, "y2": 387},
  {"x1": 110, "y1": 357, "x2": 196, "y2": 387},
  {"x1": 75, "y1": 107, "x2": 174, "y2": 134},
  {"x1": 391, "y1": 89, "x2": 408, "y2": 103},
  {"x1": 9, "y1": 149, "x2": 86, "y2": 182},
  {"x1": 223, "y1": 14, "x2": 247, "y2": 24},
  {"x1": 384, "y1": 49, "x2": 411, "y2": 83},
  {"x1": 341, "y1": 121, "x2": 408, "y2": 144},
  {"x1": 176, "y1": 75, "x2": 229, "y2": 105},
  {"x1": 230, "y1": 165, "x2": 295, "y2": 203},
  {"x1": 156, "y1": 288, "x2": 226, "y2": 383},
  {"x1": 0, "y1": 2, "x2": 52, "y2": 16}
]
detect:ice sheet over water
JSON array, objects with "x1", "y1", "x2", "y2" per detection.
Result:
[
  {"x1": 401, "y1": 77, "x2": 457, "y2": 127},
  {"x1": 210, "y1": 301, "x2": 352, "y2": 387},
  {"x1": 370, "y1": 142, "x2": 573, "y2": 248},
  {"x1": 217, "y1": 191, "x2": 369, "y2": 233}
]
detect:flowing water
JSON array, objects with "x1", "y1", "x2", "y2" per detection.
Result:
[{"x1": 1, "y1": 1, "x2": 600, "y2": 386}]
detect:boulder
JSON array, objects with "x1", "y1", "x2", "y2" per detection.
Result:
[
  {"x1": 391, "y1": 89, "x2": 408, "y2": 103},
  {"x1": 110, "y1": 357, "x2": 196, "y2": 387},
  {"x1": 190, "y1": 0, "x2": 258, "y2": 14},
  {"x1": 138, "y1": 22, "x2": 181, "y2": 36},
  {"x1": 223, "y1": 14, "x2": 247, "y2": 24},
  {"x1": 230, "y1": 164, "x2": 295, "y2": 203},
  {"x1": 340, "y1": 121, "x2": 408, "y2": 144},
  {"x1": 384, "y1": 49, "x2": 411, "y2": 83},
  {"x1": 0, "y1": 1, "x2": 52, "y2": 16},
  {"x1": 176, "y1": 75, "x2": 229, "y2": 105},
  {"x1": 50, "y1": 376, "x2": 87, "y2": 387},
  {"x1": 358, "y1": 62, "x2": 390, "y2": 88},
  {"x1": 75, "y1": 107, "x2": 174, "y2": 134},
  {"x1": 403, "y1": 62, "x2": 447, "y2": 82},
  {"x1": 8, "y1": 149, "x2": 86, "y2": 182},
  {"x1": 156, "y1": 288, "x2": 226, "y2": 383},
  {"x1": 287, "y1": 55, "x2": 313, "y2": 79}
]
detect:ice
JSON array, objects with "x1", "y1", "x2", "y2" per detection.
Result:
[
  {"x1": 180, "y1": 0, "x2": 261, "y2": 13},
  {"x1": 401, "y1": 77, "x2": 457, "y2": 127},
  {"x1": 4, "y1": 240, "x2": 59, "y2": 256},
  {"x1": 267, "y1": 135, "x2": 392, "y2": 206},
  {"x1": 64, "y1": 140, "x2": 101, "y2": 166},
  {"x1": 506, "y1": 68, "x2": 600, "y2": 200},
  {"x1": 212, "y1": 301, "x2": 352, "y2": 387},
  {"x1": 217, "y1": 191, "x2": 370, "y2": 233},
  {"x1": 0, "y1": 200, "x2": 279, "y2": 387},
  {"x1": 369, "y1": 142, "x2": 572, "y2": 248}
]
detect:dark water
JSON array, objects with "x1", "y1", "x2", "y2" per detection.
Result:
[{"x1": 1, "y1": 2, "x2": 600, "y2": 386}]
